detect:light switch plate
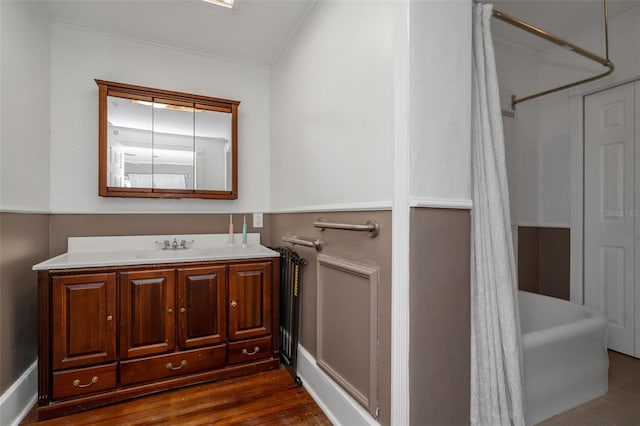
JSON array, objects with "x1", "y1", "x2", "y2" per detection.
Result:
[{"x1": 253, "y1": 213, "x2": 263, "y2": 228}]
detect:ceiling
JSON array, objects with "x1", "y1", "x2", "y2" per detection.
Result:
[
  {"x1": 42, "y1": 0, "x2": 640, "y2": 67},
  {"x1": 42, "y1": 0, "x2": 317, "y2": 67},
  {"x1": 489, "y1": 0, "x2": 640, "y2": 53}
]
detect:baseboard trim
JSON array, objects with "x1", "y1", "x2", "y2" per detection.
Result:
[
  {"x1": 0, "y1": 360, "x2": 37, "y2": 426},
  {"x1": 297, "y1": 344, "x2": 379, "y2": 426}
]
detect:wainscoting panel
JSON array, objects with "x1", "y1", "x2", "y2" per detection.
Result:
[
  {"x1": 316, "y1": 254, "x2": 379, "y2": 416},
  {"x1": 269, "y1": 210, "x2": 391, "y2": 425}
]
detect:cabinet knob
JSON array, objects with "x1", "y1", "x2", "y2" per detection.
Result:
[
  {"x1": 230, "y1": 300, "x2": 238, "y2": 308},
  {"x1": 180, "y1": 307, "x2": 186, "y2": 313},
  {"x1": 106, "y1": 315, "x2": 113, "y2": 322},
  {"x1": 168, "y1": 308, "x2": 173, "y2": 314}
]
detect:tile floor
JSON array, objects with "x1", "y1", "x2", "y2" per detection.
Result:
[{"x1": 538, "y1": 350, "x2": 640, "y2": 425}]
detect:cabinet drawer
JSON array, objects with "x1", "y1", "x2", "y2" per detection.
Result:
[
  {"x1": 119, "y1": 345, "x2": 226, "y2": 386},
  {"x1": 53, "y1": 363, "x2": 117, "y2": 400},
  {"x1": 228, "y1": 336, "x2": 272, "y2": 365}
]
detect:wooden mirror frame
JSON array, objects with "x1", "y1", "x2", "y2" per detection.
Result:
[{"x1": 96, "y1": 79, "x2": 239, "y2": 199}]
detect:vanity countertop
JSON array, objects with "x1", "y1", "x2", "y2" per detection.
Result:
[{"x1": 33, "y1": 233, "x2": 279, "y2": 271}]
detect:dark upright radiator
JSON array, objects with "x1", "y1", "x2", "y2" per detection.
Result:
[{"x1": 272, "y1": 246, "x2": 307, "y2": 385}]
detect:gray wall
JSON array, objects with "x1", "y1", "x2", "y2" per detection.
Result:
[
  {"x1": 3, "y1": 208, "x2": 473, "y2": 426},
  {"x1": 49, "y1": 213, "x2": 271, "y2": 256},
  {"x1": 0, "y1": 213, "x2": 49, "y2": 393},
  {"x1": 517, "y1": 227, "x2": 570, "y2": 300},
  {"x1": 269, "y1": 210, "x2": 392, "y2": 426},
  {"x1": 410, "y1": 208, "x2": 471, "y2": 425},
  {"x1": 1, "y1": 212, "x2": 270, "y2": 395}
]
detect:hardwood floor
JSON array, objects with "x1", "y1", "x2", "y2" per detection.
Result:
[{"x1": 21, "y1": 368, "x2": 331, "y2": 425}]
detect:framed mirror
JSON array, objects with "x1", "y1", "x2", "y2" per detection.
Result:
[{"x1": 96, "y1": 80, "x2": 239, "y2": 199}]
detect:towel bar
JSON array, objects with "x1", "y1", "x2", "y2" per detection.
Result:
[
  {"x1": 282, "y1": 235, "x2": 323, "y2": 252},
  {"x1": 313, "y1": 219, "x2": 380, "y2": 238}
]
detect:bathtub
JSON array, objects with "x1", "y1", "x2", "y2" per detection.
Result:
[{"x1": 519, "y1": 290, "x2": 608, "y2": 425}]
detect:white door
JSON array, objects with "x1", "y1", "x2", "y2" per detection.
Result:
[{"x1": 584, "y1": 82, "x2": 636, "y2": 356}]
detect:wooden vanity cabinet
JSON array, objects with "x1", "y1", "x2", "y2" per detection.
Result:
[
  {"x1": 119, "y1": 269, "x2": 176, "y2": 359},
  {"x1": 51, "y1": 273, "x2": 117, "y2": 370},
  {"x1": 37, "y1": 257, "x2": 279, "y2": 421},
  {"x1": 177, "y1": 265, "x2": 227, "y2": 349},
  {"x1": 229, "y1": 262, "x2": 272, "y2": 341},
  {"x1": 228, "y1": 262, "x2": 275, "y2": 365}
]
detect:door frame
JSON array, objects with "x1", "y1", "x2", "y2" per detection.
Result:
[{"x1": 569, "y1": 67, "x2": 640, "y2": 305}]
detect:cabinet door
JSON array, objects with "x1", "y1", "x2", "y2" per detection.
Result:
[
  {"x1": 177, "y1": 266, "x2": 227, "y2": 349},
  {"x1": 52, "y1": 273, "x2": 116, "y2": 370},
  {"x1": 120, "y1": 269, "x2": 175, "y2": 359},
  {"x1": 228, "y1": 262, "x2": 272, "y2": 341}
]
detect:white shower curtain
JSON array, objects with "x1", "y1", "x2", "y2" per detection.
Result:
[{"x1": 471, "y1": 4, "x2": 525, "y2": 426}]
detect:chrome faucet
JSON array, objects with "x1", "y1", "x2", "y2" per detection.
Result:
[{"x1": 155, "y1": 238, "x2": 193, "y2": 250}]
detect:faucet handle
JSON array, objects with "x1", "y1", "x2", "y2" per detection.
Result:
[
  {"x1": 155, "y1": 240, "x2": 171, "y2": 250},
  {"x1": 180, "y1": 239, "x2": 195, "y2": 249}
]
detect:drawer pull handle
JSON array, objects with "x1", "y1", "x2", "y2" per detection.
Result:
[
  {"x1": 230, "y1": 300, "x2": 238, "y2": 308},
  {"x1": 242, "y1": 346, "x2": 260, "y2": 356},
  {"x1": 168, "y1": 308, "x2": 173, "y2": 314},
  {"x1": 166, "y1": 360, "x2": 187, "y2": 370},
  {"x1": 180, "y1": 307, "x2": 186, "y2": 313},
  {"x1": 73, "y1": 376, "x2": 98, "y2": 388},
  {"x1": 106, "y1": 315, "x2": 113, "y2": 322}
]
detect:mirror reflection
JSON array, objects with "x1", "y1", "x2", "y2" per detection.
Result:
[
  {"x1": 195, "y1": 109, "x2": 232, "y2": 191},
  {"x1": 97, "y1": 80, "x2": 239, "y2": 199}
]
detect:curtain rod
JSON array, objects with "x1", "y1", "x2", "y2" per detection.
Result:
[{"x1": 491, "y1": 0, "x2": 614, "y2": 109}]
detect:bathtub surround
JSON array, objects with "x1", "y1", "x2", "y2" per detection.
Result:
[
  {"x1": 494, "y1": 3, "x2": 640, "y2": 307},
  {"x1": 517, "y1": 227, "x2": 570, "y2": 300},
  {"x1": 471, "y1": 4, "x2": 524, "y2": 425},
  {"x1": 519, "y1": 291, "x2": 608, "y2": 424}
]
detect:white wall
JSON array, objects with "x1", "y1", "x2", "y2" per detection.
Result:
[
  {"x1": 495, "y1": 7, "x2": 640, "y2": 228},
  {"x1": 540, "y1": 8, "x2": 640, "y2": 91},
  {"x1": 537, "y1": 7, "x2": 640, "y2": 227},
  {"x1": 269, "y1": 1, "x2": 394, "y2": 212},
  {"x1": 49, "y1": 24, "x2": 270, "y2": 213},
  {"x1": 494, "y1": 41, "x2": 541, "y2": 226},
  {"x1": 409, "y1": 0, "x2": 472, "y2": 205},
  {"x1": 0, "y1": 1, "x2": 51, "y2": 212}
]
